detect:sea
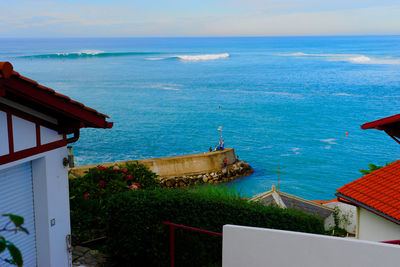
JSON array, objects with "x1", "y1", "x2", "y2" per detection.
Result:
[{"x1": 1, "y1": 36, "x2": 400, "y2": 200}]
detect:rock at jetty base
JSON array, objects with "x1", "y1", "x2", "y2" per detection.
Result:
[{"x1": 159, "y1": 161, "x2": 253, "y2": 188}]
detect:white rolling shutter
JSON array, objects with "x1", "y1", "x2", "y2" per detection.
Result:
[{"x1": 0, "y1": 162, "x2": 37, "y2": 266}]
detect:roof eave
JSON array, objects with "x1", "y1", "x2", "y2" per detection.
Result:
[
  {"x1": 336, "y1": 192, "x2": 400, "y2": 225},
  {"x1": 361, "y1": 114, "x2": 400, "y2": 130},
  {"x1": 2, "y1": 76, "x2": 113, "y2": 131}
]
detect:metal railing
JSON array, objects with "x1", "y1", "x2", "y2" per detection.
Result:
[{"x1": 163, "y1": 221, "x2": 223, "y2": 267}]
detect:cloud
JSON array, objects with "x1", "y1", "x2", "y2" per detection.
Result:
[
  {"x1": 195, "y1": 5, "x2": 400, "y2": 36},
  {"x1": 1, "y1": 0, "x2": 400, "y2": 36}
]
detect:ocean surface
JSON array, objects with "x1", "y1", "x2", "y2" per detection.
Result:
[{"x1": 2, "y1": 36, "x2": 400, "y2": 200}]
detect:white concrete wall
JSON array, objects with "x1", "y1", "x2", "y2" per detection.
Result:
[
  {"x1": 12, "y1": 115, "x2": 36, "y2": 151},
  {"x1": 1, "y1": 147, "x2": 71, "y2": 267},
  {"x1": 358, "y1": 208, "x2": 400, "y2": 242},
  {"x1": 324, "y1": 202, "x2": 357, "y2": 234},
  {"x1": 222, "y1": 225, "x2": 400, "y2": 267},
  {"x1": 1, "y1": 113, "x2": 63, "y2": 155},
  {"x1": 40, "y1": 126, "x2": 63, "y2": 145},
  {"x1": 0, "y1": 111, "x2": 9, "y2": 156}
]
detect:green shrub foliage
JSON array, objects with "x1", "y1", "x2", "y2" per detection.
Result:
[
  {"x1": 106, "y1": 189, "x2": 324, "y2": 266},
  {"x1": 69, "y1": 162, "x2": 159, "y2": 243},
  {"x1": 0, "y1": 214, "x2": 29, "y2": 267}
]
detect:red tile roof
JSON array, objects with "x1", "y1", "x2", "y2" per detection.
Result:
[
  {"x1": 0, "y1": 62, "x2": 113, "y2": 132},
  {"x1": 336, "y1": 160, "x2": 400, "y2": 224}
]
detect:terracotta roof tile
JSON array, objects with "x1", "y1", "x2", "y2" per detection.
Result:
[
  {"x1": 37, "y1": 84, "x2": 55, "y2": 93},
  {"x1": 337, "y1": 160, "x2": 400, "y2": 221},
  {"x1": 19, "y1": 75, "x2": 38, "y2": 85}
]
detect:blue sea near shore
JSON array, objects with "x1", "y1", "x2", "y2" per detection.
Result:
[{"x1": 2, "y1": 36, "x2": 400, "y2": 200}]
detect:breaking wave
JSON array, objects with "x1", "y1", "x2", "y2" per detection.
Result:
[
  {"x1": 146, "y1": 53, "x2": 230, "y2": 62},
  {"x1": 21, "y1": 50, "x2": 161, "y2": 59},
  {"x1": 176, "y1": 53, "x2": 229, "y2": 61},
  {"x1": 284, "y1": 52, "x2": 400, "y2": 65}
]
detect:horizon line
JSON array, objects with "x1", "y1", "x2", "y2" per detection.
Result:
[{"x1": 1, "y1": 34, "x2": 400, "y2": 39}]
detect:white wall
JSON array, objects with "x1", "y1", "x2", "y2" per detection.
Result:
[
  {"x1": 324, "y1": 202, "x2": 357, "y2": 234},
  {"x1": 1, "y1": 147, "x2": 71, "y2": 267},
  {"x1": 1, "y1": 113, "x2": 63, "y2": 155},
  {"x1": 40, "y1": 126, "x2": 63, "y2": 145},
  {"x1": 0, "y1": 111, "x2": 9, "y2": 155},
  {"x1": 359, "y1": 208, "x2": 400, "y2": 242},
  {"x1": 12, "y1": 115, "x2": 36, "y2": 151},
  {"x1": 222, "y1": 225, "x2": 400, "y2": 267}
]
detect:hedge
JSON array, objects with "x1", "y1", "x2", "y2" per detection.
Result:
[
  {"x1": 69, "y1": 162, "x2": 159, "y2": 244},
  {"x1": 106, "y1": 189, "x2": 324, "y2": 266}
]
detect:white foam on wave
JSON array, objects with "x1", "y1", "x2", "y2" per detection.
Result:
[
  {"x1": 354, "y1": 57, "x2": 400, "y2": 65},
  {"x1": 287, "y1": 52, "x2": 308, "y2": 56},
  {"x1": 144, "y1": 83, "x2": 182, "y2": 91},
  {"x1": 265, "y1": 91, "x2": 302, "y2": 98},
  {"x1": 57, "y1": 50, "x2": 105, "y2": 56},
  {"x1": 292, "y1": 147, "x2": 301, "y2": 154},
  {"x1": 284, "y1": 52, "x2": 400, "y2": 65},
  {"x1": 348, "y1": 55, "x2": 371, "y2": 63},
  {"x1": 79, "y1": 50, "x2": 105, "y2": 55},
  {"x1": 146, "y1": 57, "x2": 164, "y2": 61},
  {"x1": 160, "y1": 86, "x2": 180, "y2": 91},
  {"x1": 332, "y1": 92, "x2": 364, "y2": 97},
  {"x1": 333, "y1": 93, "x2": 353, "y2": 96},
  {"x1": 177, "y1": 53, "x2": 229, "y2": 61},
  {"x1": 320, "y1": 138, "x2": 337, "y2": 145}
]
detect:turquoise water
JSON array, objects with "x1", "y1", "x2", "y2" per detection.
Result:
[{"x1": 2, "y1": 36, "x2": 400, "y2": 200}]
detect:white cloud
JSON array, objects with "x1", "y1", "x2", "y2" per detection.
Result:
[{"x1": 0, "y1": 1, "x2": 400, "y2": 36}]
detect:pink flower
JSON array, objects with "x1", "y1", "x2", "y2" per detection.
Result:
[
  {"x1": 129, "y1": 184, "x2": 138, "y2": 190},
  {"x1": 83, "y1": 192, "x2": 90, "y2": 199},
  {"x1": 112, "y1": 166, "x2": 120, "y2": 171},
  {"x1": 125, "y1": 174, "x2": 133, "y2": 181},
  {"x1": 133, "y1": 183, "x2": 142, "y2": 188},
  {"x1": 97, "y1": 166, "x2": 106, "y2": 171},
  {"x1": 121, "y1": 168, "x2": 128, "y2": 174},
  {"x1": 98, "y1": 180, "x2": 106, "y2": 188},
  {"x1": 129, "y1": 183, "x2": 141, "y2": 190}
]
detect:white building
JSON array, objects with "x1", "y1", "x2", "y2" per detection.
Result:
[{"x1": 0, "y1": 62, "x2": 113, "y2": 266}]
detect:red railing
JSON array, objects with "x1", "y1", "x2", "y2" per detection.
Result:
[
  {"x1": 381, "y1": 239, "x2": 400, "y2": 245},
  {"x1": 163, "y1": 221, "x2": 223, "y2": 267}
]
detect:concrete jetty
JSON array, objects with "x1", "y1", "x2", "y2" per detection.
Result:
[{"x1": 69, "y1": 148, "x2": 253, "y2": 187}]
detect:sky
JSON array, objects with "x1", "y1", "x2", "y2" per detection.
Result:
[{"x1": 1, "y1": 0, "x2": 400, "y2": 37}]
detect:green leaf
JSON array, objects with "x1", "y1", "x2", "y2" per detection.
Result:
[
  {"x1": 0, "y1": 236, "x2": 6, "y2": 253},
  {"x1": 18, "y1": 226, "x2": 30, "y2": 235},
  {"x1": 2, "y1": 214, "x2": 24, "y2": 227},
  {"x1": 4, "y1": 259, "x2": 16, "y2": 264},
  {"x1": 7, "y1": 243, "x2": 23, "y2": 267}
]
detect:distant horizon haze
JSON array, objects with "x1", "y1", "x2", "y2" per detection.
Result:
[{"x1": 1, "y1": 0, "x2": 400, "y2": 37}]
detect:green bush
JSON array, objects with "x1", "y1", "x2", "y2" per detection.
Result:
[
  {"x1": 188, "y1": 184, "x2": 248, "y2": 199},
  {"x1": 106, "y1": 189, "x2": 324, "y2": 266},
  {"x1": 69, "y1": 162, "x2": 159, "y2": 244}
]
